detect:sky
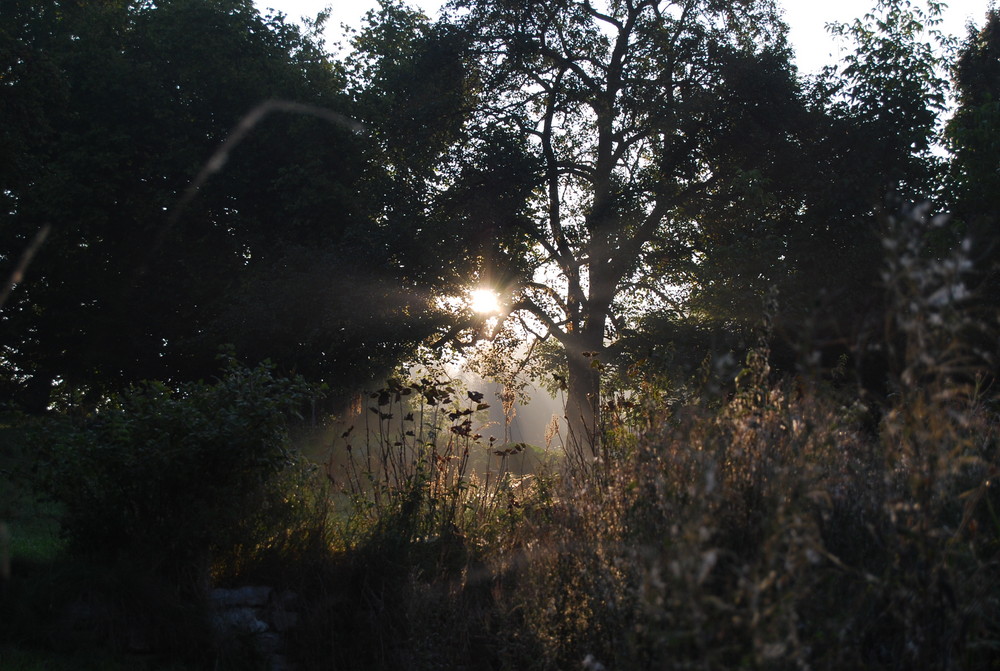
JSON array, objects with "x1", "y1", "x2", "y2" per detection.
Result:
[{"x1": 255, "y1": 0, "x2": 993, "y2": 73}]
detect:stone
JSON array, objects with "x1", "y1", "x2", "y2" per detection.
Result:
[
  {"x1": 272, "y1": 589, "x2": 300, "y2": 609},
  {"x1": 269, "y1": 653, "x2": 295, "y2": 671},
  {"x1": 211, "y1": 606, "x2": 269, "y2": 634},
  {"x1": 207, "y1": 583, "x2": 300, "y2": 670},
  {"x1": 209, "y1": 585, "x2": 273, "y2": 608}
]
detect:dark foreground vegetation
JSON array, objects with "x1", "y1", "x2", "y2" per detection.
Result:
[
  {"x1": 2, "y1": 206, "x2": 998, "y2": 670},
  {"x1": 3, "y1": 0, "x2": 1000, "y2": 668}
]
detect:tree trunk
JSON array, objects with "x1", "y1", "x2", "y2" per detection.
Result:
[
  {"x1": 565, "y1": 348, "x2": 598, "y2": 458},
  {"x1": 563, "y1": 256, "x2": 620, "y2": 461},
  {"x1": 564, "y1": 324, "x2": 604, "y2": 463}
]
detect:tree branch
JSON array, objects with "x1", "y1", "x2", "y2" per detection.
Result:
[
  {"x1": 582, "y1": 0, "x2": 623, "y2": 31},
  {"x1": 508, "y1": 298, "x2": 572, "y2": 345},
  {"x1": 524, "y1": 280, "x2": 570, "y2": 317}
]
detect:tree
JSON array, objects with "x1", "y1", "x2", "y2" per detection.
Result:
[
  {"x1": 344, "y1": 0, "x2": 530, "y2": 293},
  {"x1": 943, "y1": 7, "x2": 1000, "y2": 387},
  {"x1": 827, "y1": 0, "x2": 952, "y2": 202},
  {"x1": 946, "y1": 8, "x2": 1000, "y2": 288},
  {"x1": 782, "y1": 0, "x2": 955, "y2": 385},
  {"x1": 0, "y1": 0, "x2": 434, "y2": 408},
  {"x1": 413, "y1": 0, "x2": 798, "y2": 453},
  {"x1": 673, "y1": 0, "x2": 957, "y2": 396}
]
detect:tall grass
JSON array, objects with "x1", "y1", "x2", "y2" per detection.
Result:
[
  {"x1": 283, "y1": 372, "x2": 557, "y2": 669},
  {"x1": 329, "y1": 373, "x2": 543, "y2": 543},
  {"x1": 293, "y1": 201, "x2": 996, "y2": 671},
  {"x1": 472, "y1": 204, "x2": 999, "y2": 671}
]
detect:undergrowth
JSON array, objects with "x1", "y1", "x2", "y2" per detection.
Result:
[
  {"x1": 2, "y1": 203, "x2": 998, "y2": 670},
  {"x1": 274, "y1": 204, "x2": 998, "y2": 670}
]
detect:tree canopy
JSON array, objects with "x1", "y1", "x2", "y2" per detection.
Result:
[
  {"x1": 412, "y1": 0, "x2": 804, "y2": 449},
  {"x1": 0, "y1": 0, "x2": 450, "y2": 409},
  {"x1": 1, "y1": 0, "x2": 994, "y2": 422},
  {"x1": 947, "y1": 7, "x2": 1000, "y2": 281},
  {"x1": 364, "y1": 0, "x2": 962, "y2": 450}
]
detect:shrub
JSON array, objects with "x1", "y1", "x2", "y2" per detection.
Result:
[{"x1": 33, "y1": 356, "x2": 313, "y2": 592}]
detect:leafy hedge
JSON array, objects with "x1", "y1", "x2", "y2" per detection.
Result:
[{"x1": 33, "y1": 357, "x2": 313, "y2": 590}]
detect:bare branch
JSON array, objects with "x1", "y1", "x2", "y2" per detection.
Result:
[
  {"x1": 523, "y1": 280, "x2": 570, "y2": 316},
  {"x1": 509, "y1": 298, "x2": 571, "y2": 345}
]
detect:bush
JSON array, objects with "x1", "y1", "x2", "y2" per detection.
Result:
[{"x1": 33, "y1": 356, "x2": 313, "y2": 592}]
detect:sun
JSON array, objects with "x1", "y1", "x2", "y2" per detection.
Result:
[{"x1": 470, "y1": 288, "x2": 501, "y2": 315}]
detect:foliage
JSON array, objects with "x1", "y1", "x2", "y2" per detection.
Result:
[
  {"x1": 5, "y1": 1, "x2": 1000, "y2": 668},
  {"x1": 287, "y1": 370, "x2": 555, "y2": 671},
  {"x1": 945, "y1": 7, "x2": 1000, "y2": 304},
  {"x1": 378, "y1": 0, "x2": 801, "y2": 453},
  {"x1": 210, "y1": 246, "x2": 448, "y2": 407},
  {"x1": 828, "y1": 0, "x2": 953, "y2": 199},
  {"x1": 4, "y1": 204, "x2": 998, "y2": 670},
  {"x1": 0, "y1": 0, "x2": 434, "y2": 409},
  {"x1": 246, "y1": 200, "x2": 999, "y2": 671},
  {"x1": 344, "y1": 0, "x2": 539, "y2": 312},
  {"x1": 31, "y1": 357, "x2": 313, "y2": 589},
  {"x1": 684, "y1": 0, "x2": 958, "y2": 380},
  {"x1": 947, "y1": 7, "x2": 1000, "y2": 212},
  {"x1": 331, "y1": 371, "x2": 544, "y2": 551}
]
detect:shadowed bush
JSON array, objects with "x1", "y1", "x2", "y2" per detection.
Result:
[
  {"x1": 33, "y1": 356, "x2": 313, "y2": 590},
  {"x1": 4, "y1": 356, "x2": 325, "y2": 666}
]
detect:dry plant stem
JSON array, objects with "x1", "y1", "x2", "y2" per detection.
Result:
[
  {"x1": 0, "y1": 224, "x2": 51, "y2": 309},
  {"x1": 154, "y1": 100, "x2": 363, "y2": 262},
  {"x1": 339, "y1": 375, "x2": 512, "y2": 542}
]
